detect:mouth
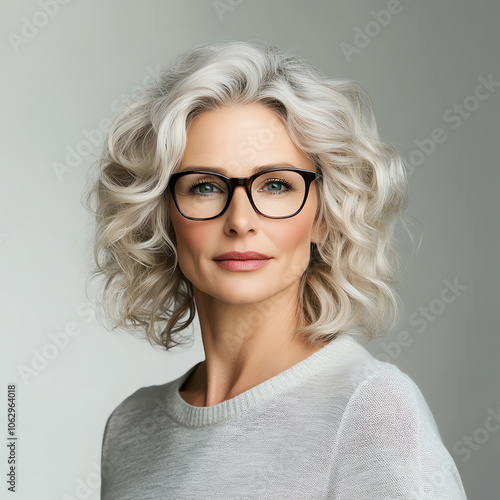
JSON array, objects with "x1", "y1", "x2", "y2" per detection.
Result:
[
  {"x1": 213, "y1": 251, "x2": 271, "y2": 261},
  {"x1": 213, "y1": 251, "x2": 272, "y2": 272}
]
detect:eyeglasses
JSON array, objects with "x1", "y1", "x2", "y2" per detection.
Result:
[{"x1": 167, "y1": 167, "x2": 322, "y2": 221}]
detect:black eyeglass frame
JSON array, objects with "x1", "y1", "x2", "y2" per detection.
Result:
[{"x1": 167, "y1": 167, "x2": 322, "y2": 221}]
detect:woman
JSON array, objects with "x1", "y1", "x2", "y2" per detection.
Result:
[{"x1": 85, "y1": 41, "x2": 467, "y2": 499}]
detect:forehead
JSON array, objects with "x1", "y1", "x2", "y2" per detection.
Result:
[{"x1": 180, "y1": 103, "x2": 313, "y2": 175}]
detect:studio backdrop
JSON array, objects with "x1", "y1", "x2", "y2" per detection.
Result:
[{"x1": 1, "y1": 0, "x2": 498, "y2": 498}]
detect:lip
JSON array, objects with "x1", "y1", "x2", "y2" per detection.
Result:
[
  {"x1": 213, "y1": 251, "x2": 271, "y2": 261},
  {"x1": 215, "y1": 259, "x2": 270, "y2": 271}
]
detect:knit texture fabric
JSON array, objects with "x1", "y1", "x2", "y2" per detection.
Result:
[{"x1": 100, "y1": 333, "x2": 467, "y2": 499}]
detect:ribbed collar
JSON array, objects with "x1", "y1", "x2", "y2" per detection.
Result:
[{"x1": 162, "y1": 333, "x2": 362, "y2": 428}]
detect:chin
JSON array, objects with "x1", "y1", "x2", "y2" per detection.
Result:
[{"x1": 199, "y1": 282, "x2": 280, "y2": 304}]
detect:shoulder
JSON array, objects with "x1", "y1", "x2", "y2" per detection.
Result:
[
  {"x1": 348, "y1": 363, "x2": 432, "y2": 416},
  {"x1": 322, "y1": 337, "x2": 446, "y2": 459},
  {"x1": 327, "y1": 351, "x2": 468, "y2": 498},
  {"x1": 335, "y1": 363, "x2": 455, "y2": 474},
  {"x1": 327, "y1": 336, "x2": 434, "y2": 416},
  {"x1": 102, "y1": 379, "x2": 176, "y2": 442},
  {"x1": 334, "y1": 348, "x2": 442, "y2": 443},
  {"x1": 100, "y1": 378, "x2": 181, "y2": 471},
  {"x1": 322, "y1": 336, "x2": 431, "y2": 417},
  {"x1": 113, "y1": 383, "x2": 163, "y2": 414}
]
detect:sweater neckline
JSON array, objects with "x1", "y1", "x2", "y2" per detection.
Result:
[{"x1": 163, "y1": 333, "x2": 361, "y2": 428}]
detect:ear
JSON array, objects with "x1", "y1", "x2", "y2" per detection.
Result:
[{"x1": 311, "y1": 218, "x2": 327, "y2": 244}]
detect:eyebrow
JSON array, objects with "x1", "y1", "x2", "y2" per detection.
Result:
[{"x1": 178, "y1": 163, "x2": 297, "y2": 176}]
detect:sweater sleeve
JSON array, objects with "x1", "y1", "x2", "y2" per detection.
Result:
[{"x1": 328, "y1": 369, "x2": 467, "y2": 499}]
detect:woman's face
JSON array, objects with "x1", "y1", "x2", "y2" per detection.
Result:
[{"x1": 168, "y1": 103, "x2": 325, "y2": 306}]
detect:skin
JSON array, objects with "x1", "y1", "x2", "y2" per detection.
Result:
[{"x1": 168, "y1": 102, "x2": 327, "y2": 407}]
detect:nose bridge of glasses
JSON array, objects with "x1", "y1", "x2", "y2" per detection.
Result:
[
  {"x1": 230, "y1": 177, "x2": 252, "y2": 188},
  {"x1": 227, "y1": 177, "x2": 254, "y2": 207}
]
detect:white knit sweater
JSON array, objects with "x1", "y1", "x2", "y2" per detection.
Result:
[{"x1": 100, "y1": 333, "x2": 467, "y2": 499}]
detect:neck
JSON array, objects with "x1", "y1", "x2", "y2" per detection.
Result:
[{"x1": 180, "y1": 283, "x2": 326, "y2": 407}]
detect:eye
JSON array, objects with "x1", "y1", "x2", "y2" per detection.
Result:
[
  {"x1": 261, "y1": 178, "x2": 294, "y2": 194},
  {"x1": 189, "y1": 179, "x2": 225, "y2": 196}
]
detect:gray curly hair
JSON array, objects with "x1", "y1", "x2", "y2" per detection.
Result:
[{"x1": 82, "y1": 40, "x2": 413, "y2": 351}]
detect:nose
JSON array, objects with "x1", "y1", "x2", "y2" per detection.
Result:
[{"x1": 223, "y1": 185, "x2": 258, "y2": 233}]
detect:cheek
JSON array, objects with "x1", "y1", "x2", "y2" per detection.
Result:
[
  {"x1": 276, "y1": 198, "x2": 318, "y2": 273},
  {"x1": 169, "y1": 223, "x2": 201, "y2": 280},
  {"x1": 170, "y1": 221, "x2": 197, "y2": 266},
  {"x1": 273, "y1": 216, "x2": 314, "y2": 279},
  {"x1": 168, "y1": 199, "x2": 216, "y2": 267},
  {"x1": 279, "y1": 196, "x2": 317, "y2": 248},
  {"x1": 279, "y1": 218, "x2": 312, "y2": 247}
]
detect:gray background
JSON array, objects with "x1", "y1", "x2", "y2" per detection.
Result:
[{"x1": 1, "y1": 0, "x2": 498, "y2": 498}]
